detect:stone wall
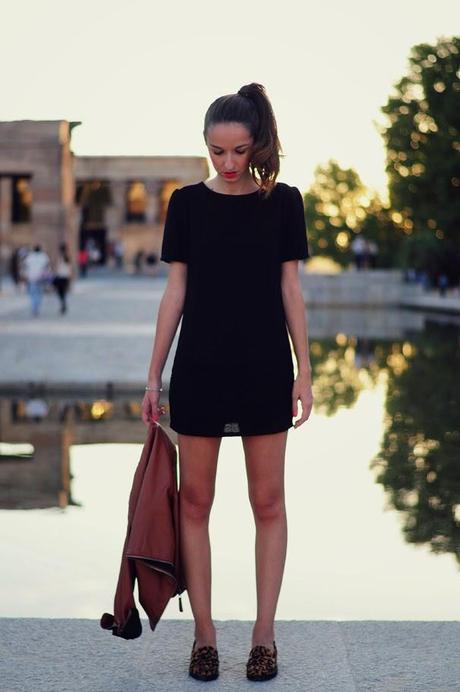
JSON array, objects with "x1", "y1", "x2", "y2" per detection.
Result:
[
  {"x1": 299, "y1": 268, "x2": 424, "y2": 306},
  {"x1": 0, "y1": 120, "x2": 78, "y2": 273}
]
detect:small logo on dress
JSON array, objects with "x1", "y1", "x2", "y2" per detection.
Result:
[{"x1": 223, "y1": 422, "x2": 240, "y2": 433}]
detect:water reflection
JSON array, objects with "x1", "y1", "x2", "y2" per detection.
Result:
[
  {"x1": 306, "y1": 319, "x2": 460, "y2": 565},
  {"x1": 0, "y1": 312, "x2": 459, "y2": 618},
  {"x1": 0, "y1": 385, "x2": 171, "y2": 509},
  {"x1": 310, "y1": 335, "x2": 382, "y2": 415},
  {"x1": 370, "y1": 321, "x2": 460, "y2": 565}
]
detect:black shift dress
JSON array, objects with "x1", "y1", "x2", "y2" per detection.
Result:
[{"x1": 160, "y1": 180, "x2": 310, "y2": 437}]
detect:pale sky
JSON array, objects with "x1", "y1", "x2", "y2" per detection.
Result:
[{"x1": 1, "y1": 0, "x2": 458, "y2": 198}]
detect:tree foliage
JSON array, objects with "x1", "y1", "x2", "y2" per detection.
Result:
[
  {"x1": 303, "y1": 160, "x2": 403, "y2": 268},
  {"x1": 379, "y1": 36, "x2": 460, "y2": 283}
]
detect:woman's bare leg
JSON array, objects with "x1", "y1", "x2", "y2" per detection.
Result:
[
  {"x1": 178, "y1": 433, "x2": 222, "y2": 649},
  {"x1": 242, "y1": 430, "x2": 288, "y2": 650}
]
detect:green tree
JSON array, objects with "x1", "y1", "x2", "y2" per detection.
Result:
[
  {"x1": 359, "y1": 196, "x2": 405, "y2": 269},
  {"x1": 303, "y1": 160, "x2": 403, "y2": 268},
  {"x1": 379, "y1": 36, "x2": 460, "y2": 285}
]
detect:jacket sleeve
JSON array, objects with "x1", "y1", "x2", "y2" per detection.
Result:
[
  {"x1": 160, "y1": 188, "x2": 189, "y2": 263},
  {"x1": 279, "y1": 185, "x2": 310, "y2": 262}
]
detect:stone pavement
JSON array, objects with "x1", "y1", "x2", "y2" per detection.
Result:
[
  {"x1": 1, "y1": 267, "x2": 459, "y2": 387},
  {"x1": 0, "y1": 270, "x2": 176, "y2": 386},
  {"x1": 1, "y1": 618, "x2": 459, "y2": 691}
]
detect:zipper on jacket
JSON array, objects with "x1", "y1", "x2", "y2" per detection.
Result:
[{"x1": 178, "y1": 595, "x2": 183, "y2": 612}]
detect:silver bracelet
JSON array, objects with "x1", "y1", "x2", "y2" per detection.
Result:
[{"x1": 145, "y1": 385, "x2": 163, "y2": 392}]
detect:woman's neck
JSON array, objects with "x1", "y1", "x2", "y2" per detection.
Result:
[{"x1": 207, "y1": 174, "x2": 259, "y2": 195}]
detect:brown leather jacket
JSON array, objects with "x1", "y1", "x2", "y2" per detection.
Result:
[{"x1": 100, "y1": 421, "x2": 186, "y2": 639}]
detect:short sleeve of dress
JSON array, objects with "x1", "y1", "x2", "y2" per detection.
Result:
[
  {"x1": 160, "y1": 188, "x2": 189, "y2": 263},
  {"x1": 279, "y1": 185, "x2": 310, "y2": 262}
]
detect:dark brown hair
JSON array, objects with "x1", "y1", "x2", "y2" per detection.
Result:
[{"x1": 203, "y1": 82, "x2": 283, "y2": 199}]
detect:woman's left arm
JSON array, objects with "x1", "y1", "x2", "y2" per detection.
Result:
[{"x1": 281, "y1": 260, "x2": 313, "y2": 428}]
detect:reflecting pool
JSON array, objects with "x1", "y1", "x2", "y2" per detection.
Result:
[{"x1": 1, "y1": 311, "x2": 459, "y2": 620}]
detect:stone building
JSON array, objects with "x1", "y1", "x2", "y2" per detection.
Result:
[{"x1": 0, "y1": 120, "x2": 208, "y2": 275}]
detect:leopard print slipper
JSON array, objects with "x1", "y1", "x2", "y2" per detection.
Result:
[
  {"x1": 189, "y1": 639, "x2": 219, "y2": 681},
  {"x1": 246, "y1": 640, "x2": 278, "y2": 681}
]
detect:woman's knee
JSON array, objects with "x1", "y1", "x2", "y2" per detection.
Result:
[
  {"x1": 180, "y1": 483, "x2": 215, "y2": 522},
  {"x1": 249, "y1": 487, "x2": 285, "y2": 522}
]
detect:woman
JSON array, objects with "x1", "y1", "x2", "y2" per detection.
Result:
[
  {"x1": 53, "y1": 244, "x2": 72, "y2": 314},
  {"x1": 141, "y1": 82, "x2": 313, "y2": 682},
  {"x1": 22, "y1": 244, "x2": 51, "y2": 317}
]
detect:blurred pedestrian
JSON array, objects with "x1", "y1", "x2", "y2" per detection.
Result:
[
  {"x1": 87, "y1": 239, "x2": 101, "y2": 265},
  {"x1": 24, "y1": 398, "x2": 49, "y2": 422},
  {"x1": 16, "y1": 246, "x2": 30, "y2": 292},
  {"x1": 420, "y1": 271, "x2": 431, "y2": 291},
  {"x1": 53, "y1": 244, "x2": 72, "y2": 314},
  {"x1": 351, "y1": 235, "x2": 366, "y2": 270},
  {"x1": 9, "y1": 248, "x2": 20, "y2": 288},
  {"x1": 134, "y1": 249, "x2": 144, "y2": 274},
  {"x1": 22, "y1": 244, "x2": 51, "y2": 316},
  {"x1": 146, "y1": 252, "x2": 158, "y2": 266},
  {"x1": 78, "y1": 247, "x2": 89, "y2": 277},
  {"x1": 114, "y1": 239, "x2": 124, "y2": 269},
  {"x1": 438, "y1": 273, "x2": 448, "y2": 297},
  {"x1": 366, "y1": 239, "x2": 378, "y2": 269}
]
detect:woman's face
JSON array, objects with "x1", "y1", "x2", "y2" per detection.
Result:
[{"x1": 205, "y1": 122, "x2": 254, "y2": 184}]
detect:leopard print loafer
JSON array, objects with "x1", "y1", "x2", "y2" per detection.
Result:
[
  {"x1": 246, "y1": 640, "x2": 278, "y2": 681},
  {"x1": 189, "y1": 639, "x2": 219, "y2": 681}
]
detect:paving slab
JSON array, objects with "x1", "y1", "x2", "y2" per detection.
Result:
[
  {"x1": 1, "y1": 619, "x2": 459, "y2": 692},
  {"x1": 0, "y1": 274, "x2": 176, "y2": 385}
]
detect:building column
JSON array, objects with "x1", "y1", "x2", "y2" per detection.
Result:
[
  {"x1": 0, "y1": 177, "x2": 13, "y2": 289},
  {"x1": 30, "y1": 122, "x2": 78, "y2": 275},
  {"x1": 105, "y1": 180, "x2": 126, "y2": 243},
  {"x1": 60, "y1": 124, "x2": 79, "y2": 275},
  {"x1": 31, "y1": 173, "x2": 66, "y2": 266},
  {"x1": 0, "y1": 177, "x2": 13, "y2": 228},
  {"x1": 0, "y1": 176, "x2": 12, "y2": 240},
  {"x1": 144, "y1": 180, "x2": 161, "y2": 225}
]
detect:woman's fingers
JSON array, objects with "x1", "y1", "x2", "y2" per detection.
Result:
[
  {"x1": 141, "y1": 393, "x2": 167, "y2": 426},
  {"x1": 292, "y1": 381, "x2": 313, "y2": 428},
  {"x1": 141, "y1": 395, "x2": 150, "y2": 425},
  {"x1": 294, "y1": 408, "x2": 308, "y2": 427}
]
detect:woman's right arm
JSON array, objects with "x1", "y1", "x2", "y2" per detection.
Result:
[{"x1": 141, "y1": 262, "x2": 187, "y2": 425}]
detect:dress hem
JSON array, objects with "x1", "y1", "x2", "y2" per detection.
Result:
[{"x1": 169, "y1": 421, "x2": 293, "y2": 437}]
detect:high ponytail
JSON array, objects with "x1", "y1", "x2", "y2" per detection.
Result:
[{"x1": 203, "y1": 82, "x2": 283, "y2": 199}]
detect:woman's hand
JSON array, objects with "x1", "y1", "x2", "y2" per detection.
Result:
[
  {"x1": 292, "y1": 370, "x2": 313, "y2": 429},
  {"x1": 141, "y1": 388, "x2": 166, "y2": 426}
]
